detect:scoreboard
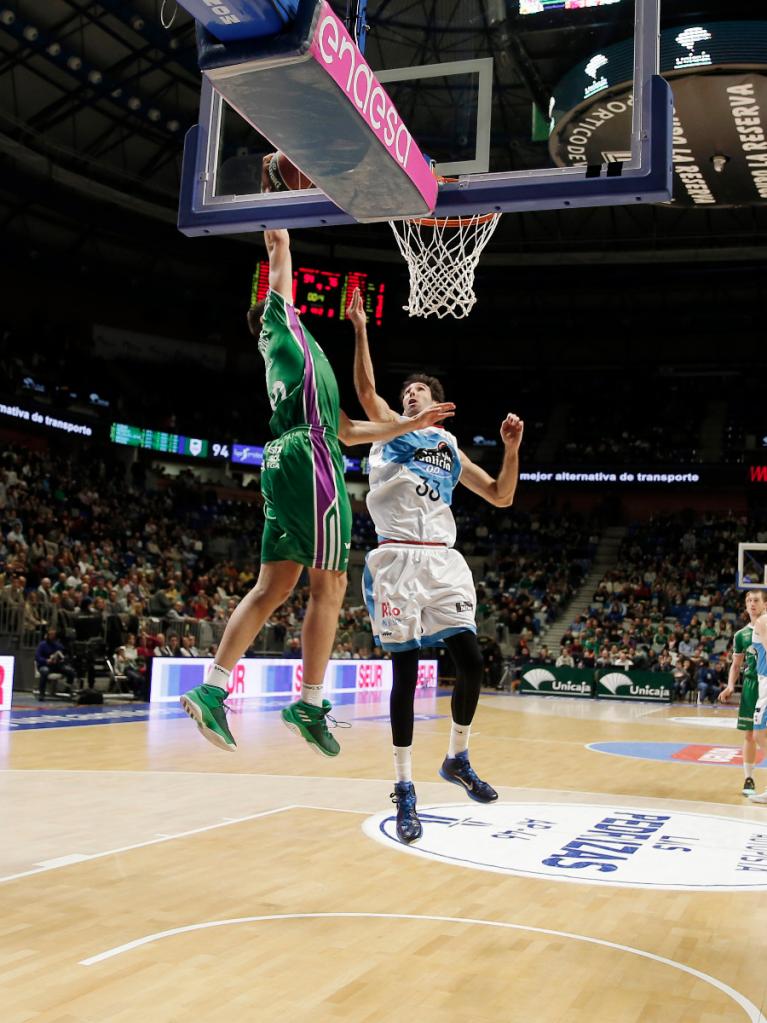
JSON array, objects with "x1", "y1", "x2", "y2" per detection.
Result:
[
  {"x1": 109, "y1": 427, "x2": 368, "y2": 472},
  {"x1": 251, "y1": 264, "x2": 385, "y2": 327},
  {"x1": 519, "y1": 0, "x2": 620, "y2": 13},
  {"x1": 110, "y1": 423, "x2": 229, "y2": 460}
]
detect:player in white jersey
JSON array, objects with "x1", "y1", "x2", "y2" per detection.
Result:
[
  {"x1": 747, "y1": 607, "x2": 767, "y2": 802},
  {"x1": 348, "y1": 289, "x2": 524, "y2": 843}
]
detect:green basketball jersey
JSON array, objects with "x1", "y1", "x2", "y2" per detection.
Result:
[
  {"x1": 734, "y1": 624, "x2": 758, "y2": 686},
  {"x1": 258, "y1": 290, "x2": 341, "y2": 438},
  {"x1": 256, "y1": 289, "x2": 351, "y2": 572}
]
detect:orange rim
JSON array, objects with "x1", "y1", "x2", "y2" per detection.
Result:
[
  {"x1": 412, "y1": 212, "x2": 499, "y2": 229},
  {"x1": 409, "y1": 173, "x2": 499, "y2": 228}
]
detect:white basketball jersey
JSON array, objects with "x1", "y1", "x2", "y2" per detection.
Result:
[
  {"x1": 366, "y1": 420, "x2": 462, "y2": 545},
  {"x1": 754, "y1": 621, "x2": 767, "y2": 678}
]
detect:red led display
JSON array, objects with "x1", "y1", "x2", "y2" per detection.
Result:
[{"x1": 251, "y1": 264, "x2": 385, "y2": 326}]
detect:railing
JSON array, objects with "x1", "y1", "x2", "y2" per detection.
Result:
[
  {"x1": 0, "y1": 602, "x2": 52, "y2": 652},
  {"x1": 2, "y1": 605, "x2": 350, "y2": 660}
]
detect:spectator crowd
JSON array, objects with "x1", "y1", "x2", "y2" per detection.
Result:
[
  {"x1": 3, "y1": 440, "x2": 762, "y2": 707},
  {"x1": 529, "y1": 513, "x2": 762, "y2": 702}
]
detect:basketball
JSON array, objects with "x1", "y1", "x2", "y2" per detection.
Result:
[{"x1": 264, "y1": 151, "x2": 314, "y2": 192}]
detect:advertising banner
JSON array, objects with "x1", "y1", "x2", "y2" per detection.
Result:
[
  {"x1": 519, "y1": 666, "x2": 594, "y2": 698},
  {"x1": 150, "y1": 657, "x2": 438, "y2": 704},
  {"x1": 0, "y1": 655, "x2": 14, "y2": 711},
  {"x1": 0, "y1": 399, "x2": 93, "y2": 438},
  {"x1": 596, "y1": 670, "x2": 673, "y2": 702},
  {"x1": 519, "y1": 666, "x2": 673, "y2": 702}
]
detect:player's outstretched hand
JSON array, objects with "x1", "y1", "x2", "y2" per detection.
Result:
[
  {"x1": 411, "y1": 402, "x2": 456, "y2": 429},
  {"x1": 718, "y1": 686, "x2": 734, "y2": 704},
  {"x1": 500, "y1": 413, "x2": 524, "y2": 451},
  {"x1": 346, "y1": 287, "x2": 367, "y2": 330}
]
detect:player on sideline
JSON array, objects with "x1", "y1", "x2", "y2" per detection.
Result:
[
  {"x1": 719, "y1": 590, "x2": 767, "y2": 795},
  {"x1": 747, "y1": 601, "x2": 767, "y2": 803},
  {"x1": 347, "y1": 288, "x2": 524, "y2": 843},
  {"x1": 179, "y1": 226, "x2": 455, "y2": 757}
]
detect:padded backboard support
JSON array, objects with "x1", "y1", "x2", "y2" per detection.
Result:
[
  {"x1": 174, "y1": 0, "x2": 298, "y2": 43},
  {"x1": 188, "y1": 0, "x2": 437, "y2": 223}
]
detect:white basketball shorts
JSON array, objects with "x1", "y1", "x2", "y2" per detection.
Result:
[
  {"x1": 362, "y1": 543, "x2": 477, "y2": 652},
  {"x1": 753, "y1": 674, "x2": 767, "y2": 731}
]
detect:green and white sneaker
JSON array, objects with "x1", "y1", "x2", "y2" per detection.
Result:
[
  {"x1": 180, "y1": 684, "x2": 236, "y2": 752},
  {"x1": 281, "y1": 699, "x2": 343, "y2": 757}
]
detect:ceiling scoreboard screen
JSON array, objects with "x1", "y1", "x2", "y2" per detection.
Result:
[
  {"x1": 251, "y1": 264, "x2": 385, "y2": 327},
  {"x1": 519, "y1": 0, "x2": 620, "y2": 13}
]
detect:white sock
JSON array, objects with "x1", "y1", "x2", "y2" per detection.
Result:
[
  {"x1": 394, "y1": 746, "x2": 413, "y2": 783},
  {"x1": 744, "y1": 762, "x2": 755, "y2": 780},
  {"x1": 206, "y1": 663, "x2": 231, "y2": 693},
  {"x1": 448, "y1": 722, "x2": 471, "y2": 758},
  {"x1": 300, "y1": 682, "x2": 324, "y2": 707}
]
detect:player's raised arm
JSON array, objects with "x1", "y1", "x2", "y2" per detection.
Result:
[
  {"x1": 264, "y1": 228, "x2": 293, "y2": 303},
  {"x1": 337, "y1": 401, "x2": 455, "y2": 446},
  {"x1": 458, "y1": 413, "x2": 524, "y2": 508},
  {"x1": 347, "y1": 288, "x2": 399, "y2": 423}
]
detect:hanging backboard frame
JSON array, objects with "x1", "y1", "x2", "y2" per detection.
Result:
[
  {"x1": 178, "y1": 0, "x2": 671, "y2": 236},
  {"x1": 737, "y1": 543, "x2": 767, "y2": 591}
]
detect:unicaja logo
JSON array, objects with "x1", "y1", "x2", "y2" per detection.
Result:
[
  {"x1": 583, "y1": 54, "x2": 609, "y2": 99},
  {"x1": 553, "y1": 680, "x2": 591, "y2": 693},
  {"x1": 521, "y1": 669, "x2": 592, "y2": 697},
  {"x1": 629, "y1": 684, "x2": 663, "y2": 698},
  {"x1": 674, "y1": 27, "x2": 712, "y2": 69},
  {"x1": 600, "y1": 671, "x2": 632, "y2": 695},
  {"x1": 521, "y1": 668, "x2": 556, "y2": 690},
  {"x1": 599, "y1": 672, "x2": 667, "y2": 700}
]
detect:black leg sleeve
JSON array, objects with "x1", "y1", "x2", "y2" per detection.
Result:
[
  {"x1": 390, "y1": 648, "x2": 420, "y2": 747},
  {"x1": 445, "y1": 630, "x2": 484, "y2": 727}
]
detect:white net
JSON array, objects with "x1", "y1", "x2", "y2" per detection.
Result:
[{"x1": 389, "y1": 211, "x2": 501, "y2": 319}]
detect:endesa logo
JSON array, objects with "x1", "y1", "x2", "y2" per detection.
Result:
[
  {"x1": 750, "y1": 465, "x2": 767, "y2": 483},
  {"x1": 314, "y1": 10, "x2": 414, "y2": 170}
]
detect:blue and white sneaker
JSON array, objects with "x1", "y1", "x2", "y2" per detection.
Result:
[
  {"x1": 390, "y1": 781, "x2": 423, "y2": 844},
  {"x1": 439, "y1": 751, "x2": 498, "y2": 803}
]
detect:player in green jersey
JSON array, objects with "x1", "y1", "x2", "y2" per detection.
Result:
[
  {"x1": 180, "y1": 223, "x2": 455, "y2": 757},
  {"x1": 719, "y1": 590, "x2": 767, "y2": 795}
]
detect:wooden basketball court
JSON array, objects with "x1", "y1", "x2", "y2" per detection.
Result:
[{"x1": 3, "y1": 690, "x2": 766, "y2": 1023}]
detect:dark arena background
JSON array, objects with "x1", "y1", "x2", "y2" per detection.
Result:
[{"x1": 2, "y1": 3, "x2": 767, "y2": 1022}]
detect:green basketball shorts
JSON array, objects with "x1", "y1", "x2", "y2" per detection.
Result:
[
  {"x1": 260, "y1": 425, "x2": 351, "y2": 572},
  {"x1": 738, "y1": 677, "x2": 759, "y2": 731}
]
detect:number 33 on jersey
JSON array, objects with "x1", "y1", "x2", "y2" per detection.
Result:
[{"x1": 367, "y1": 423, "x2": 462, "y2": 546}]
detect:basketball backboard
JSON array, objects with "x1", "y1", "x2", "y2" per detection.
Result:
[
  {"x1": 737, "y1": 544, "x2": 767, "y2": 591},
  {"x1": 178, "y1": 0, "x2": 671, "y2": 235}
]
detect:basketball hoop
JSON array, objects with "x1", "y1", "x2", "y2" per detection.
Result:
[{"x1": 389, "y1": 178, "x2": 501, "y2": 319}]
